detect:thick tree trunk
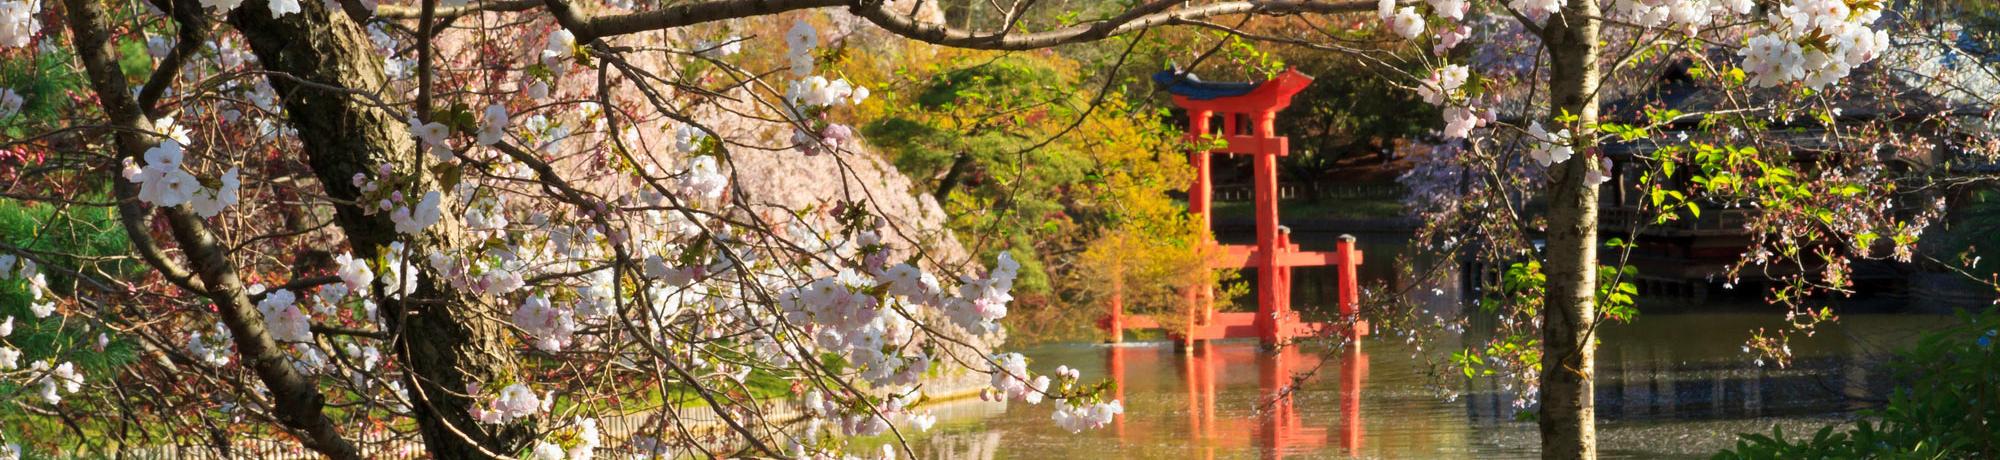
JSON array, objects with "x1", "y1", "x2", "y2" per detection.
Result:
[
  {"x1": 1539, "y1": 1, "x2": 1602, "y2": 459},
  {"x1": 226, "y1": 3, "x2": 533, "y2": 457}
]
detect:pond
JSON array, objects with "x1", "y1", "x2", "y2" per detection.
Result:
[
  {"x1": 859, "y1": 312, "x2": 1935, "y2": 459},
  {"x1": 837, "y1": 223, "x2": 1952, "y2": 459}
]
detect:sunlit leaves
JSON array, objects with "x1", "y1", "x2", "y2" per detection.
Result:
[{"x1": 1595, "y1": 264, "x2": 1639, "y2": 323}]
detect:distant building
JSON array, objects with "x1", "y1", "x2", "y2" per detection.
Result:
[{"x1": 1596, "y1": 50, "x2": 1992, "y2": 306}]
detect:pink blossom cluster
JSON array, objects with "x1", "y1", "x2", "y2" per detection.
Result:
[
  {"x1": 470, "y1": 382, "x2": 546, "y2": 425},
  {"x1": 1609, "y1": 0, "x2": 1757, "y2": 34},
  {"x1": 253, "y1": 288, "x2": 313, "y2": 343},
  {"x1": 945, "y1": 252, "x2": 1020, "y2": 334},
  {"x1": 780, "y1": 21, "x2": 874, "y2": 156},
  {"x1": 1052, "y1": 399, "x2": 1125, "y2": 434},
  {"x1": 0, "y1": 5, "x2": 1138, "y2": 455}
]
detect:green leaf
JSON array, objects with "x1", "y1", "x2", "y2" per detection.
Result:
[{"x1": 432, "y1": 162, "x2": 463, "y2": 189}]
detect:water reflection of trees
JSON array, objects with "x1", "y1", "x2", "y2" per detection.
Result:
[
  {"x1": 905, "y1": 431, "x2": 1006, "y2": 460},
  {"x1": 1463, "y1": 320, "x2": 1904, "y2": 425}
]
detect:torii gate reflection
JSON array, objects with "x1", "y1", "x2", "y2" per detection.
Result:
[{"x1": 1106, "y1": 342, "x2": 1369, "y2": 459}]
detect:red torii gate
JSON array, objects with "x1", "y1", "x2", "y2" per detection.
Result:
[{"x1": 1103, "y1": 68, "x2": 1368, "y2": 347}]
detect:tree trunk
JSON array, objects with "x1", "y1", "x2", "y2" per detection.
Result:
[
  {"x1": 226, "y1": 3, "x2": 534, "y2": 457},
  {"x1": 61, "y1": 0, "x2": 363, "y2": 457},
  {"x1": 1539, "y1": 1, "x2": 1602, "y2": 459},
  {"x1": 933, "y1": 151, "x2": 975, "y2": 201}
]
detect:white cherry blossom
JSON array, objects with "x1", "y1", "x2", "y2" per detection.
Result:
[
  {"x1": 542, "y1": 28, "x2": 575, "y2": 68},
  {"x1": 1509, "y1": 0, "x2": 1562, "y2": 24},
  {"x1": 256, "y1": 289, "x2": 313, "y2": 343},
  {"x1": 989, "y1": 352, "x2": 1036, "y2": 401},
  {"x1": 674, "y1": 124, "x2": 707, "y2": 153},
  {"x1": 1526, "y1": 121, "x2": 1574, "y2": 167},
  {"x1": 512, "y1": 294, "x2": 574, "y2": 352},
  {"x1": 785, "y1": 19, "x2": 818, "y2": 55},
  {"x1": 186, "y1": 322, "x2": 233, "y2": 367},
  {"x1": 150, "y1": 168, "x2": 200, "y2": 208},
  {"x1": 1586, "y1": 157, "x2": 1613, "y2": 186},
  {"x1": 1441, "y1": 105, "x2": 1481, "y2": 140},
  {"x1": 1051, "y1": 400, "x2": 1123, "y2": 433},
  {"x1": 477, "y1": 103, "x2": 509, "y2": 146},
  {"x1": 475, "y1": 383, "x2": 542, "y2": 424},
  {"x1": 0, "y1": 88, "x2": 21, "y2": 119},
  {"x1": 676, "y1": 155, "x2": 727, "y2": 206},
  {"x1": 190, "y1": 167, "x2": 241, "y2": 218},
  {"x1": 784, "y1": 19, "x2": 818, "y2": 76},
  {"x1": 527, "y1": 79, "x2": 551, "y2": 100},
  {"x1": 1417, "y1": 65, "x2": 1470, "y2": 106},
  {"x1": 143, "y1": 139, "x2": 185, "y2": 171},
  {"x1": 0, "y1": 0, "x2": 39, "y2": 48},
  {"x1": 1388, "y1": 6, "x2": 1425, "y2": 39},
  {"x1": 335, "y1": 252, "x2": 374, "y2": 293},
  {"x1": 391, "y1": 191, "x2": 444, "y2": 234},
  {"x1": 530, "y1": 442, "x2": 563, "y2": 460},
  {"x1": 1741, "y1": 34, "x2": 1806, "y2": 88},
  {"x1": 1739, "y1": 0, "x2": 1888, "y2": 89},
  {"x1": 408, "y1": 117, "x2": 453, "y2": 160},
  {"x1": 32, "y1": 360, "x2": 81, "y2": 404},
  {"x1": 1427, "y1": 0, "x2": 1467, "y2": 21}
]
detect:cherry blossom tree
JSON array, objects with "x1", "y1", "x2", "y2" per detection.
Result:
[
  {"x1": 1366, "y1": 1, "x2": 1993, "y2": 458},
  {"x1": 3, "y1": 0, "x2": 1988, "y2": 458},
  {"x1": 0, "y1": 0, "x2": 1379, "y2": 458}
]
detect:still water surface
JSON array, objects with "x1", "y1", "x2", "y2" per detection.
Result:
[{"x1": 865, "y1": 313, "x2": 1936, "y2": 459}]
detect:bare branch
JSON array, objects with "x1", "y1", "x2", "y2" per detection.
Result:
[
  {"x1": 534, "y1": 0, "x2": 1371, "y2": 49},
  {"x1": 60, "y1": 0, "x2": 361, "y2": 457},
  {"x1": 850, "y1": 0, "x2": 1375, "y2": 50}
]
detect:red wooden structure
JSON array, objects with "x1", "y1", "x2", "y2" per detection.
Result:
[
  {"x1": 1105, "y1": 342, "x2": 1370, "y2": 458},
  {"x1": 1104, "y1": 68, "x2": 1368, "y2": 347}
]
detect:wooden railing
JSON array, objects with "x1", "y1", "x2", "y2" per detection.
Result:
[{"x1": 1599, "y1": 206, "x2": 1754, "y2": 236}]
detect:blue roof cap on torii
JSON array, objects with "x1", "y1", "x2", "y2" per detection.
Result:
[
  {"x1": 1152, "y1": 69, "x2": 1261, "y2": 100},
  {"x1": 1153, "y1": 67, "x2": 1315, "y2": 111}
]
